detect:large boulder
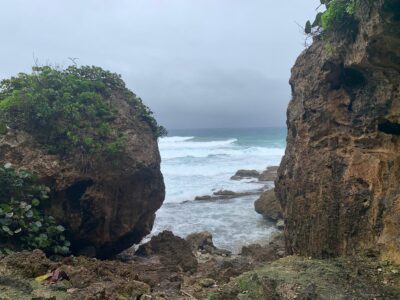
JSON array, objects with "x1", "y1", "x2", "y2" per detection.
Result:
[
  {"x1": 0, "y1": 66, "x2": 165, "y2": 258},
  {"x1": 275, "y1": 2, "x2": 400, "y2": 261}
]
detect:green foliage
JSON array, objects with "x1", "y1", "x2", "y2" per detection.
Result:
[
  {"x1": 0, "y1": 164, "x2": 70, "y2": 255},
  {"x1": 305, "y1": 21, "x2": 312, "y2": 34},
  {"x1": 0, "y1": 65, "x2": 166, "y2": 157},
  {"x1": 305, "y1": 0, "x2": 361, "y2": 34}
]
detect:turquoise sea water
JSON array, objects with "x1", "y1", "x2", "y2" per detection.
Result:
[{"x1": 150, "y1": 127, "x2": 286, "y2": 252}]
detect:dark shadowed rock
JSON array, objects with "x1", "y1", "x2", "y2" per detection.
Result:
[
  {"x1": 195, "y1": 190, "x2": 259, "y2": 201},
  {"x1": 241, "y1": 233, "x2": 286, "y2": 263},
  {"x1": 194, "y1": 195, "x2": 213, "y2": 201},
  {"x1": 254, "y1": 189, "x2": 282, "y2": 222},
  {"x1": 136, "y1": 231, "x2": 198, "y2": 273},
  {"x1": 213, "y1": 190, "x2": 237, "y2": 196},
  {"x1": 186, "y1": 231, "x2": 231, "y2": 256},
  {"x1": 230, "y1": 169, "x2": 260, "y2": 180},
  {"x1": 186, "y1": 231, "x2": 215, "y2": 252}
]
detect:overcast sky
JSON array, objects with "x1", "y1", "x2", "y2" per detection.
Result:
[{"x1": 0, "y1": 0, "x2": 319, "y2": 129}]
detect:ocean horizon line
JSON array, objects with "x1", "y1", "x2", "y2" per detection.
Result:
[{"x1": 166, "y1": 126, "x2": 287, "y2": 132}]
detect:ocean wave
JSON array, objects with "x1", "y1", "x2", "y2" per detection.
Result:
[
  {"x1": 160, "y1": 137, "x2": 238, "y2": 149},
  {"x1": 159, "y1": 133, "x2": 284, "y2": 203},
  {"x1": 161, "y1": 145, "x2": 284, "y2": 160},
  {"x1": 159, "y1": 136, "x2": 195, "y2": 143}
]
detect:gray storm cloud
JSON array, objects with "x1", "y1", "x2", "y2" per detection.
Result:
[{"x1": 0, "y1": 0, "x2": 320, "y2": 129}]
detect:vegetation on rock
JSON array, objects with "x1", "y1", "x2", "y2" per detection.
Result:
[
  {"x1": 0, "y1": 164, "x2": 70, "y2": 255},
  {"x1": 305, "y1": 0, "x2": 370, "y2": 35},
  {"x1": 0, "y1": 65, "x2": 167, "y2": 157}
]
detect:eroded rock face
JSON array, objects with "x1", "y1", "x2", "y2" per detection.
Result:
[
  {"x1": 254, "y1": 189, "x2": 282, "y2": 222},
  {"x1": 275, "y1": 1, "x2": 400, "y2": 261},
  {"x1": 0, "y1": 94, "x2": 165, "y2": 259}
]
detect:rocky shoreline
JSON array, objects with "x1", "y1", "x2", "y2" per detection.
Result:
[
  {"x1": 2, "y1": 230, "x2": 400, "y2": 299},
  {"x1": 0, "y1": 231, "x2": 286, "y2": 299},
  {"x1": 1, "y1": 0, "x2": 400, "y2": 299},
  {"x1": 194, "y1": 165, "x2": 278, "y2": 202}
]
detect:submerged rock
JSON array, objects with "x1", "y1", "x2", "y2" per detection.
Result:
[
  {"x1": 230, "y1": 169, "x2": 260, "y2": 180},
  {"x1": 195, "y1": 190, "x2": 259, "y2": 201},
  {"x1": 230, "y1": 166, "x2": 279, "y2": 182},
  {"x1": 194, "y1": 195, "x2": 213, "y2": 201}
]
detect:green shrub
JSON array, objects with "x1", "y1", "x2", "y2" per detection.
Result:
[
  {"x1": 305, "y1": 0, "x2": 361, "y2": 35},
  {"x1": 0, "y1": 163, "x2": 70, "y2": 255},
  {"x1": 321, "y1": 0, "x2": 356, "y2": 31},
  {"x1": 0, "y1": 65, "x2": 167, "y2": 157}
]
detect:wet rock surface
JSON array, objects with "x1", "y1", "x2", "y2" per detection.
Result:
[
  {"x1": 230, "y1": 166, "x2": 279, "y2": 182},
  {"x1": 195, "y1": 189, "x2": 261, "y2": 201},
  {"x1": 231, "y1": 170, "x2": 260, "y2": 180}
]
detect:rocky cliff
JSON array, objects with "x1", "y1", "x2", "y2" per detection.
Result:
[
  {"x1": 0, "y1": 66, "x2": 165, "y2": 258},
  {"x1": 275, "y1": 0, "x2": 400, "y2": 261}
]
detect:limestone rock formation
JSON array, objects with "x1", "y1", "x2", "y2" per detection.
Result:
[
  {"x1": 254, "y1": 189, "x2": 283, "y2": 222},
  {"x1": 275, "y1": 1, "x2": 400, "y2": 261},
  {"x1": 0, "y1": 75, "x2": 165, "y2": 258}
]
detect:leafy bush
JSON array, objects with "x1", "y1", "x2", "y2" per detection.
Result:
[
  {"x1": 0, "y1": 163, "x2": 70, "y2": 255},
  {"x1": 305, "y1": 0, "x2": 361, "y2": 35},
  {"x1": 0, "y1": 65, "x2": 167, "y2": 157}
]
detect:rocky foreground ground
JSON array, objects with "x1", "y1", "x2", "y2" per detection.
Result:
[{"x1": 1, "y1": 231, "x2": 400, "y2": 300}]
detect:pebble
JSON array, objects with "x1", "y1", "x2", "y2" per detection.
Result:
[{"x1": 200, "y1": 278, "x2": 216, "y2": 288}]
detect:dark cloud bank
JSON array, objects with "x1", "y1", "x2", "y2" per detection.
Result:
[{"x1": 0, "y1": 0, "x2": 320, "y2": 129}]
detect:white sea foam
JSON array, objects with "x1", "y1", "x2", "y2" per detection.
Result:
[
  {"x1": 159, "y1": 136, "x2": 195, "y2": 143},
  {"x1": 159, "y1": 136, "x2": 284, "y2": 202},
  {"x1": 152, "y1": 129, "x2": 286, "y2": 252}
]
